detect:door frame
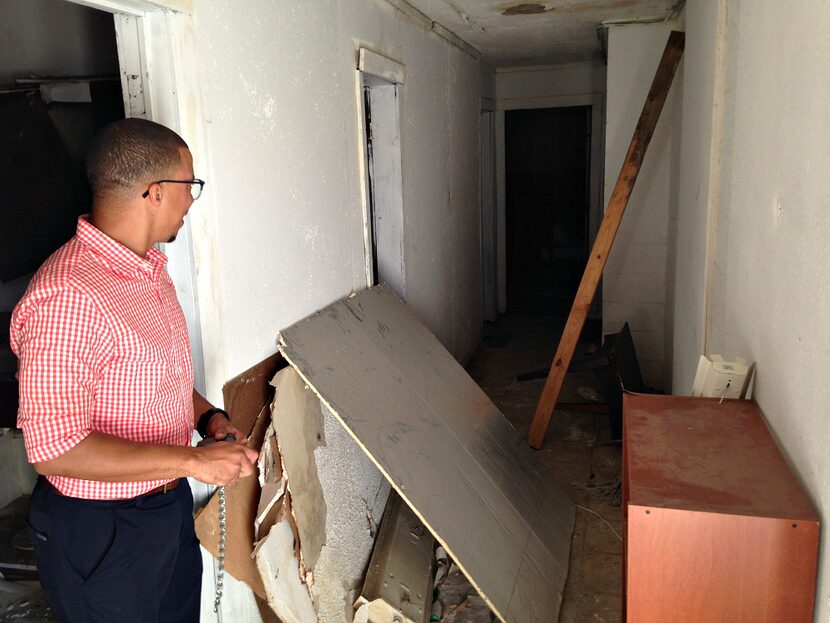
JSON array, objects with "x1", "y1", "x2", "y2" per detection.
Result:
[
  {"x1": 496, "y1": 93, "x2": 605, "y2": 315},
  {"x1": 355, "y1": 48, "x2": 406, "y2": 298},
  {"x1": 480, "y1": 99, "x2": 497, "y2": 322},
  {"x1": 66, "y1": 0, "x2": 224, "y2": 401}
]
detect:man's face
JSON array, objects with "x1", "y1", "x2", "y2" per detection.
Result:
[{"x1": 162, "y1": 147, "x2": 196, "y2": 244}]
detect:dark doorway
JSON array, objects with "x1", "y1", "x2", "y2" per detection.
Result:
[{"x1": 506, "y1": 106, "x2": 591, "y2": 315}]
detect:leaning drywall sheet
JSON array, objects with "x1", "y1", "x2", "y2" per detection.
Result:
[{"x1": 277, "y1": 285, "x2": 575, "y2": 623}]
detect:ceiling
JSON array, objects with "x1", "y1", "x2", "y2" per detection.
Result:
[{"x1": 404, "y1": 0, "x2": 682, "y2": 68}]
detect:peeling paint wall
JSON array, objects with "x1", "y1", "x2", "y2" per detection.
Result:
[
  {"x1": 673, "y1": 1, "x2": 830, "y2": 618},
  {"x1": 603, "y1": 22, "x2": 682, "y2": 389},
  {"x1": 189, "y1": 0, "x2": 495, "y2": 392}
]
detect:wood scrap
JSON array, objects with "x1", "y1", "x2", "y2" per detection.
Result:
[{"x1": 527, "y1": 30, "x2": 686, "y2": 449}]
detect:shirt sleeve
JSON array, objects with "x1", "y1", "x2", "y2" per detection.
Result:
[{"x1": 13, "y1": 286, "x2": 115, "y2": 464}]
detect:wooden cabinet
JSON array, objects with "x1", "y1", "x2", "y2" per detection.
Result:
[{"x1": 622, "y1": 394, "x2": 819, "y2": 623}]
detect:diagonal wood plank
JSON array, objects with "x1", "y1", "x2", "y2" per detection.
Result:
[
  {"x1": 528, "y1": 30, "x2": 686, "y2": 449},
  {"x1": 278, "y1": 285, "x2": 574, "y2": 623}
]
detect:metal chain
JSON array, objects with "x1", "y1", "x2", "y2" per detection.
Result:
[{"x1": 214, "y1": 485, "x2": 227, "y2": 613}]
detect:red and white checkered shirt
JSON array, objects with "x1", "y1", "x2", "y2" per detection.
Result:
[{"x1": 11, "y1": 217, "x2": 194, "y2": 499}]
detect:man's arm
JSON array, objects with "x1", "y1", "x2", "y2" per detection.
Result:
[
  {"x1": 32, "y1": 392, "x2": 259, "y2": 485},
  {"x1": 32, "y1": 431, "x2": 258, "y2": 485}
]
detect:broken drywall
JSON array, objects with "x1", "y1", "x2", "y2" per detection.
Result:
[
  {"x1": 271, "y1": 367, "x2": 327, "y2": 572},
  {"x1": 267, "y1": 366, "x2": 390, "y2": 623},
  {"x1": 254, "y1": 519, "x2": 317, "y2": 623},
  {"x1": 194, "y1": 404, "x2": 273, "y2": 599}
]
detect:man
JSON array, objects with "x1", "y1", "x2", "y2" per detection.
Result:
[{"x1": 10, "y1": 118, "x2": 258, "y2": 622}]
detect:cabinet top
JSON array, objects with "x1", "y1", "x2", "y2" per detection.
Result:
[{"x1": 624, "y1": 393, "x2": 818, "y2": 521}]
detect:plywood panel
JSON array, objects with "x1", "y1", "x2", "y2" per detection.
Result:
[{"x1": 278, "y1": 285, "x2": 574, "y2": 623}]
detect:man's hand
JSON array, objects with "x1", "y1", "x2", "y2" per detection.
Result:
[
  {"x1": 204, "y1": 411, "x2": 246, "y2": 443},
  {"x1": 190, "y1": 441, "x2": 259, "y2": 486}
]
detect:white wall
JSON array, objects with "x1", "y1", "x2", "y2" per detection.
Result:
[
  {"x1": 188, "y1": 0, "x2": 494, "y2": 393},
  {"x1": 603, "y1": 23, "x2": 682, "y2": 389},
  {"x1": 494, "y1": 61, "x2": 606, "y2": 315},
  {"x1": 673, "y1": 1, "x2": 830, "y2": 618},
  {"x1": 495, "y1": 61, "x2": 606, "y2": 107},
  {"x1": 671, "y1": 2, "x2": 723, "y2": 394},
  {"x1": 183, "y1": 5, "x2": 493, "y2": 618}
]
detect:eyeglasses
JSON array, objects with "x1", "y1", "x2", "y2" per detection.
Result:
[{"x1": 141, "y1": 179, "x2": 206, "y2": 201}]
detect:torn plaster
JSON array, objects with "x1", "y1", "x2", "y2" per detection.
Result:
[
  {"x1": 271, "y1": 367, "x2": 328, "y2": 571},
  {"x1": 254, "y1": 520, "x2": 318, "y2": 623}
]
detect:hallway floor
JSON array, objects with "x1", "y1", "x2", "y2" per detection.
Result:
[{"x1": 460, "y1": 314, "x2": 624, "y2": 623}]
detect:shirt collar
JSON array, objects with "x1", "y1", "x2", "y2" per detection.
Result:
[{"x1": 76, "y1": 216, "x2": 168, "y2": 281}]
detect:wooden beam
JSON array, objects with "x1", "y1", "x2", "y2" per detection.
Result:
[{"x1": 528, "y1": 31, "x2": 685, "y2": 449}]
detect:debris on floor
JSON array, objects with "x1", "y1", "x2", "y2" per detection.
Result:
[
  {"x1": 435, "y1": 565, "x2": 496, "y2": 623},
  {"x1": 467, "y1": 314, "x2": 623, "y2": 622},
  {"x1": 196, "y1": 359, "x2": 390, "y2": 623}
]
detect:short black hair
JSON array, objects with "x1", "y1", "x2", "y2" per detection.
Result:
[{"x1": 86, "y1": 118, "x2": 188, "y2": 196}]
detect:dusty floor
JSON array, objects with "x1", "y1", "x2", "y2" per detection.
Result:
[
  {"x1": 456, "y1": 313, "x2": 624, "y2": 623},
  {"x1": 0, "y1": 313, "x2": 622, "y2": 623}
]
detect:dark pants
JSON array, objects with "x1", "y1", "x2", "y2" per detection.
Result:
[{"x1": 27, "y1": 477, "x2": 202, "y2": 623}]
